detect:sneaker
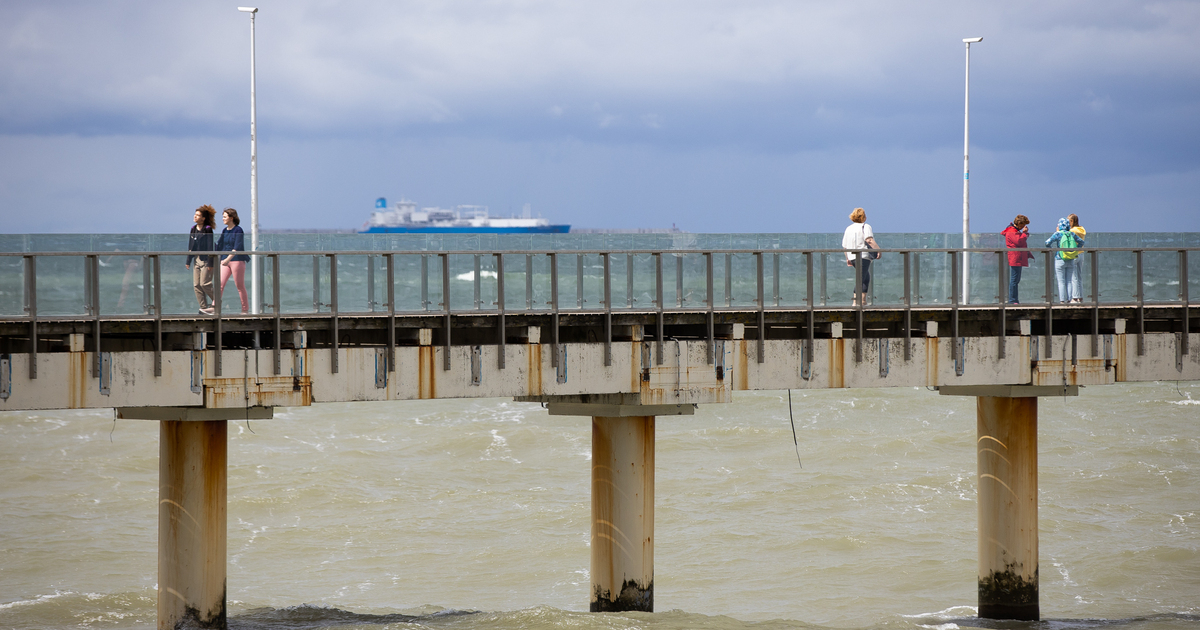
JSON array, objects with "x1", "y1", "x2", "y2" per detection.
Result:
[{"x1": 199, "y1": 307, "x2": 214, "y2": 315}]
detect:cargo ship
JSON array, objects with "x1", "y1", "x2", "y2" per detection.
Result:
[{"x1": 360, "y1": 198, "x2": 570, "y2": 234}]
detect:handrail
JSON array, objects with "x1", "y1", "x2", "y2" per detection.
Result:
[
  {"x1": 1, "y1": 246, "x2": 1198, "y2": 257},
  {"x1": 2, "y1": 247, "x2": 1197, "y2": 326}
]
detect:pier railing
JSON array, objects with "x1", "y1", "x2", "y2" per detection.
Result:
[
  {"x1": 2, "y1": 246, "x2": 1196, "y2": 321},
  {"x1": 1, "y1": 245, "x2": 1195, "y2": 381}
]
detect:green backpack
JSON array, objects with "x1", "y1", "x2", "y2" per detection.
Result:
[{"x1": 1059, "y1": 230, "x2": 1081, "y2": 260}]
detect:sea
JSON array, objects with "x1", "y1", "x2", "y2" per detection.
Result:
[{"x1": 1, "y1": 382, "x2": 1197, "y2": 630}]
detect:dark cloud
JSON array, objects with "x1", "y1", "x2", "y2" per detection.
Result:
[{"x1": 0, "y1": 0, "x2": 1197, "y2": 233}]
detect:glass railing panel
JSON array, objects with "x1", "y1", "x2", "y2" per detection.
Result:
[
  {"x1": 36, "y1": 255, "x2": 88, "y2": 317},
  {"x1": 627, "y1": 253, "x2": 656, "y2": 310},
  {"x1": 1141, "y1": 250, "x2": 1180, "y2": 304},
  {"x1": 726, "y1": 253, "x2": 758, "y2": 308},
  {"x1": 776, "y1": 252, "x2": 808, "y2": 308},
  {"x1": 528, "y1": 253, "x2": 553, "y2": 312},
  {"x1": 0, "y1": 256, "x2": 24, "y2": 316},
  {"x1": 581, "y1": 253, "x2": 605, "y2": 311},
  {"x1": 1189, "y1": 251, "x2": 1200, "y2": 304},
  {"x1": 677, "y1": 252, "x2": 707, "y2": 309}
]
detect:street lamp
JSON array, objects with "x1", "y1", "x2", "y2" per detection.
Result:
[
  {"x1": 962, "y1": 36, "x2": 982, "y2": 304},
  {"x1": 238, "y1": 6, "x2": 260, "y2": 314}
]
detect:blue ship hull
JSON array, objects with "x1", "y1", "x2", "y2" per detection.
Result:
[{"x1": 360, "y1": 225, "x2": 570, "y2": 234}]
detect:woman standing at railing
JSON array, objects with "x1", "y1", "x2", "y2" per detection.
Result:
[
  {"x1": 1002, "y1": 215, "x2": 1032, "y2": 304},
  {"x1": 185, "y1": 205, "x2": 216, "y2": 315},
  {"x1": 1067, "y1": 213, "x2": 1087, "y2": 304},
  {"x1": 842, "y1": 207, "x2": 879, "y2": 306},
  {"x1": 216, "y1": 208, "x2": 250, "y2": 313},
  {"x1": 1045, "y1": 217, "x2": 1085, "y2": 304}
]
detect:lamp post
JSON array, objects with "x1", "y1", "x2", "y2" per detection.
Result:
[
  {"x1": 238, "y1": 6, "x2": 260, "y2": 314},
  {"x1": 961, "y1": 36, "x2": 982, "y2": 304}
]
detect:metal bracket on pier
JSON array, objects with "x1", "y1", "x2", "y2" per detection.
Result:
[{"x1": 0, "y1": 354, "x2": 10, "y2": 400}]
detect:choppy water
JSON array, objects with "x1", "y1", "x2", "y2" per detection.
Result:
[{"x1": 1, "y1": 382, "x2": 1197, "y2": 630}]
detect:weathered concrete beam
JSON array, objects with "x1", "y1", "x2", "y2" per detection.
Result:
[
  {"x1": 0, "y1": 333, "x2": 1194, "y2": 412},
  {"x1": 939, "y1": 385, "x2": 1078, "y2": 398},
  {"x1": 547, "y1": 403, "x2": 694, "y2": 417},
  {"x1": 591, "y1": 415, "x2": 654, "y2": 612},
  {"x1": 118, "y1": 406, "x2": 274, "y2": 421}
]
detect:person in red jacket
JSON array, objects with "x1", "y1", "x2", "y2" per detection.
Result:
[{"x1": 1003, "y1": 215, "x2": 1033, "y2": 304}]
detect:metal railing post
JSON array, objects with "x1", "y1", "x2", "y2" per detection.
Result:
[
  {"x1": 603, "y1": 253, "x2": 612, "y2": 366},
  {"x1": 367, "y1": 254, "x2": 375, "y2": 311},
  {"x1": 330, "y1": 254, "x2": 339, "y2": 373},
  {"x1": 772, "y1": 252, "x2": 780, "y2": 307},
  {"x1": 421, "y1": 254, "x2": 429, "y2": 311},
  {"x1": 854, "y1": 251, "x2": 863, "y2": 363},
  {"x1": 1136, "y1": 250, "x2": 1145, "y2": 356},
  {"x1": 526, "y1": 253, "x2": 534, "y2": 311},
  {"x1": 1091, "y1": 250, "x2": 1101, "y2": 357},
  {"x1": 805, "y1": 251, "x2": 814, "y2": 374},
  {"x1": 998, "y1": 249, "x2": 1007, "y2": 358},
  {"x1": 627, "y1": 253, "x2": 635, "y2": 308},
  {"x1": 550, "y1": 252, "x2": 560, "y2": 367},
  {"x1": 474, "y1": 254, "x2": 482, "y2": 310},
  {"x1": 24, "y1": 256, "x2": 37, "y2": 379},
  {"x1": 152, "y1": 255, "x2": 162, "y2": 376},
  {"x1": 903, "y1": 251, "x2": 912, "y2": 361},
  {"x1": 387, "y1": 253, "x2": 396, "y2": 372},
  {"x1": 820, "y1": 253, "x2": 827, "y2": 306},
  {"x1": 1182, "y1": 249, "x2": 1190, "y2": 356},
  {"x1": 950, "y1": 251, "x2": 959, "y2": 364},
  {"x1": 725, "y1": 252, "x2": 732, "y2": 307},
  {"x1": 676, "y1": 254, "x2": 683, "y2": 307},
  {"x1": 142, "y1": 255, "x2": 152, "y2": 315},
  {"x1": 577, "y1": 254, "x2": 585, "y2": 309},
  {"x1": 756, "y1": 251, "x2": 765, "y2": 363},
  {"x1": 87, "y1": 255, "x2": 102, "y2": 378},
  {"x1": 1044, "y1": 250, "x2": 1054, "y2": 358},
  {"x1": 496, "y1": 253, "x2": 506, "y2": 369},
  {"x1": 655, "y1": 252, "x2": 664, "y2": 364},
  {"x1": 705, "y1": 252, "x2": 714, "y2": 365},
  {"x1": 312, "y1": 255, "x2": 321, "y2": 312},
  {"x1": 272, "y1": 254, "x2": 281, "y2": 375},
  {"x1": 442, "y1": 253, "x2": 452, "y2": 370}
]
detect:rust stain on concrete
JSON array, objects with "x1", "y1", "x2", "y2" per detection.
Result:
[
  {"x1": 418, "y1": 346, "x2": 435, "y2": 399},
  {"x1": 528, "y1": 344, "x2": 543, "y2": 397},
  {"x1": 829, "y1": 339, "x2": 845, "y2": 388}
]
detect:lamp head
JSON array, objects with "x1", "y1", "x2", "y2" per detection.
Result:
[
  {"x1": 963, "y1": 37, "x2": 983, "y2": 43},
  {"x1": 238, "y1": 7, "x2": 258, "y2": 13}
]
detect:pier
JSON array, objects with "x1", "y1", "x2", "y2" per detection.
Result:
[{"x1": 1, "y1": 243, "x2": 1196, "y2": 627}]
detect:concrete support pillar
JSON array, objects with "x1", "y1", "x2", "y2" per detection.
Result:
[
  {"x1": 159, "y1": 420, "x2": 227, "y2": 630},
  {"x1": 591, "y1": 415, "x2": 654, "y2": 612},
  {"x1": 977, "y1": 396, "x2": 1038, "y2": 620}
]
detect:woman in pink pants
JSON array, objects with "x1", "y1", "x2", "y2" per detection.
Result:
[{"x1": 216, "y1": 208, "x2": 250, "y2": 313}]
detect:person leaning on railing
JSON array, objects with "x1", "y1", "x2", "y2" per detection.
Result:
[
  {"x1": 185, "y1": 205, "x2": 217, "y2": 314},
  {"x1": 842, "y1": 207, "x2": 880, "y2": 306},
  {"x1": 1002, "y1": 214, "x2": 1032, "y2": 304}
]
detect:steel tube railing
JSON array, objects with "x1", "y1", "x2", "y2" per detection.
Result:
[{"x1": 1, "y1": 247, "x2": 1195, "y2": 323}]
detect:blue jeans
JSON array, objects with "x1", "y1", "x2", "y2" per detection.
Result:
[
  {"x1": 1008, "y1": 265, "x2": 1022, "y2": 304},
  {"x1": 852, "y1": 258, "x2": 872, "y2": 298},
  {"x1": 1054, "y1": 257, "x2": 1081, "y2": 302}
]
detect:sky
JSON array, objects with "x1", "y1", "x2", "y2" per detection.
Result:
[{"x1": 1, "y1": 1, "x2": 1197, "y2": 234}]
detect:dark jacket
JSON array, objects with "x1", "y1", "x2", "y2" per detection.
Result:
[
  {"x1": 1002, "y1": 224, "x2": 1033, "y2": 267},
  {"x1": 187, "y1": 224, "x2": 214, "y2": 266},
  {"x1": 216, "y1": 225, "x2": 250, "y2": 263}
]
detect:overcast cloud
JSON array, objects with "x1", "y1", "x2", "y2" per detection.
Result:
[{"x1": 1, "y1": 0, "x2": 1197, "y2": 234}]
